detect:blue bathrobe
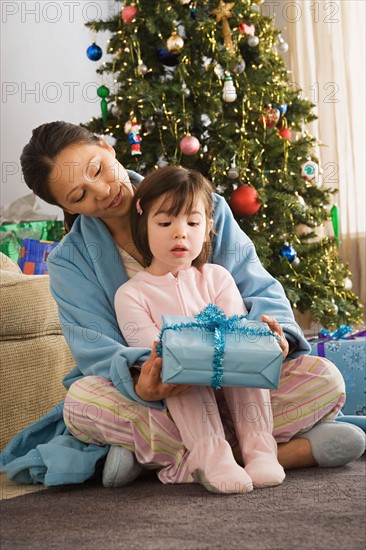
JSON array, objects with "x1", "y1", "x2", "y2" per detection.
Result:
[{"x1": 0, "y1": 171, "x2": 310, "y2": 485}]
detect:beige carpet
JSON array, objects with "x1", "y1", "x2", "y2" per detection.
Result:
[{"x1": 0, "y1": 472, "x2": 47, "y2": 500}]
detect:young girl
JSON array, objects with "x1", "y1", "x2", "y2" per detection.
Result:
[
  {"x1": 115, "y1": 166, "x2": 286, "y2": 494},
  {"x1": 2, "y1": 121, "x2": 363, "y2": 489}
]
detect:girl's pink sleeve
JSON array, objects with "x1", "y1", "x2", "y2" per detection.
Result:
[
  {"x1": 115, "y1": 283, "x2": 160, "y2": 348},
  {"x1": 207, "y1": 264, "x2": 248, "y2": 317}
]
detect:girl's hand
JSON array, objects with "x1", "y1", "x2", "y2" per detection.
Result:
[
  {"x1": 261, "y1": 314, "x2": 289, "y2": 360},
  {"x1": 135, "y1": 343, "x2": 192, "y2": 401}
]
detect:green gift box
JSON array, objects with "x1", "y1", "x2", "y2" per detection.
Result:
[{"x1": 0, "y1": 221, "x2": 64, "y2": 263}]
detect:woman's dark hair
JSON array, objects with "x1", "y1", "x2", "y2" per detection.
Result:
[
  {"x1": 130, "y1": 166, "x2": 214, "y2": 268},
  {"x1": 20, "y1": 121, "x2": 100, "y2": 232}
]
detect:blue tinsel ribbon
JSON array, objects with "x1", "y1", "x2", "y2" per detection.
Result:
[
  {"x1": 309, "y1": 324, "x2": 353, "y2": 358},
  {"x1": 319, "y1": 325, "x2": 353, "y2": 340},
  {"x1": 156, "y1": 303, "x2": 277, "y2": 390}
]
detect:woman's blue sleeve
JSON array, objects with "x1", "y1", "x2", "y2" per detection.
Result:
[
  {"x1": 47, "y1": 233, "x2": 165, "y2": 409},
  {"x1": 211, "y1": 194, "x2": 311, "y2": 356}
]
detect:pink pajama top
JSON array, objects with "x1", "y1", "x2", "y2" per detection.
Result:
[{"x1": 115, "y1": 264, "x2": 247, "y2": 349}]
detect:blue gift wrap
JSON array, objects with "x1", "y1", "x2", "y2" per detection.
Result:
[
  {"x1": 309, "y1": 330, "x2": 366, "y2": 416},
  {"x1": 18, "y1": 238, "x2": 59, "y2": 275},
  {"x1": 158, "y1": 304, "x2": 283, "y2": 390}
]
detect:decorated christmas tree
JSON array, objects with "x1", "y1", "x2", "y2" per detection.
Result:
[{"x1": 84, "y1": 0, "x2": 363, "y2": 329}]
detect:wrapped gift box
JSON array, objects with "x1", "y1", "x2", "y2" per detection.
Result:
[
  {"x1": 160, "y1": 309, "x2": 283, "y2": 390},
  {"x1": 309, "y1": 335, "x2": 366, "y2": 416},
  {"x1": 0, "y1": 221, "x2": 63, "y2": 263},
  {"x1": 18, "y1": 238, "x2": 59, "y2": 275}
]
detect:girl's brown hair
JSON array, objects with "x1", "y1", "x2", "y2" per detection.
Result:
[
  {"x1": 130, "y1": 166, "x2": 214, "y2": 268},
  {"x1": 20, "y1": 121, "x2": 101, "y2": 232}
]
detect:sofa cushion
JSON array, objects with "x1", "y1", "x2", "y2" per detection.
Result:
[
  {"x1": 0, "y1": 252, "x2": 63, "y2": 340},
  {"x1": 0, "y1": 253, "x2": 75, "y2": 450}
]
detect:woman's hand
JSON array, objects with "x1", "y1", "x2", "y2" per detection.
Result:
[
  {"x1": 134, "y1": 343, "x2": 192, "y2": 401},
  {"x1": 261, "y1": 314, "x2": 289, "y2": 360}
]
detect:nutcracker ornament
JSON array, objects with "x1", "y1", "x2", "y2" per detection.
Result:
[{"x1": 128, "y1": 118, "x2": 142, "y2": 155}]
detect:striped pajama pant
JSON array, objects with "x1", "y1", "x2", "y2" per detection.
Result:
[{"x1": 64, "y1": 355, "x2": 345, "y2": 484}]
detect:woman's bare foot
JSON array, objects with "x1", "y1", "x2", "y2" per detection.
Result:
[
  {"x1": 233, "y1": 438, "x2": 317, "y2": 470},
  {"x1": 277, "y1": 438, "x2": 317, "y2": 469}
]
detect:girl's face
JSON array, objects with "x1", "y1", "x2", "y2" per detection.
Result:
[
  {"x1": 146, "y1": 193, "x2": 213, "y2": 276},
  {"x1": 48, "y1": 140, "x2": 135, "y2": 222}
]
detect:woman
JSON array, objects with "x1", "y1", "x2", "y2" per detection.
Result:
[{"x1": 1, "y1": 122, "x2": 364, "y2": 487}]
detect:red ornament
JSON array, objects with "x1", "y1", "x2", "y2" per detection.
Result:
[
  {"x1": 179, "y1": 135, "x2": 200, "y2": 156},
  {"x1": 230, "y1": 186, "x2": 261, "y2": 217},
  {"x1": 279, "y1": 127, "x2": 291, "y2": 140},
  {"x1": 121, "y1": 5, "x2": 138, "y2": 23}
]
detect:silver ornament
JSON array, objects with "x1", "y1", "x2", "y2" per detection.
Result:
[
  {"x1": 144, "y1": 118, "x2": 156, "y2": 132},
  {"x1": 247, "y1": 36, "x2": 259, "y2": 47},
  {"x1": 236, "y1": 58, "x2": 246, "y2": 73},
  {"x1": 344, "y1": 277, "x2": 353, "y2": 290},
  {"x1": 182, "y1": 82, "x2": 191, "y2": 97},
  {"x1": 137, "y1": 62, "x2": 148, "y2": 75},
  {"x1": 278, "y1": 42, "x2": 289, "y2": 54},
  {"x1": 228, "y1": 167, "x2": 239, "y2": 179}
]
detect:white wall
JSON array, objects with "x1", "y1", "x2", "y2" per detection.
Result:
[{"x1": 1, "y1": 0, "x2": 116, "y2": 218}]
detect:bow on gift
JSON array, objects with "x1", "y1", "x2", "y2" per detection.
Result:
[
  {"x1": 157, "y1": 303, "x2": 277, "y2": 389},
  {"x1": 312, "y1": 325, "x2": 366, "y2": 358},
  {"x1": 319, "y1": 325, "x2": 353, "y2": 340}
]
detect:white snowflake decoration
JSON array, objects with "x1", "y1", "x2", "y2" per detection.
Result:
[
  {"x1": 328, "y1": 341, "x2": 341, "y2": 353},
  {"x1": 342, "y1": 345, "x2": 366, "y2": 370}
]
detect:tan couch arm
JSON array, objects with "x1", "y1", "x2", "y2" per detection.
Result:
[{"x1": 0, "y1": 253, "x2": 75, "y2": 450}]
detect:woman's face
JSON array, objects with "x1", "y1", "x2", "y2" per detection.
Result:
[{"x1": 48, "y1": 139, "x2": 135, "y2": 221}]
